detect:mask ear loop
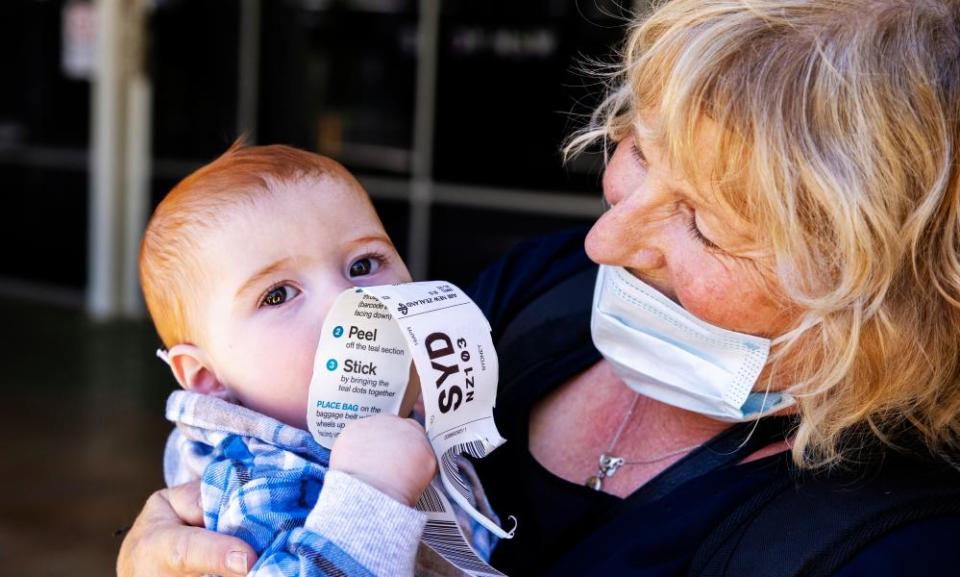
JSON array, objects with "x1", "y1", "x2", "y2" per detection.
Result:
[
  {"x1": 156, "y1": 348, "x2": 172, "y2": 367},
  {"x1": 726, "y1": 343, "x2": 798, "y2": 456}
]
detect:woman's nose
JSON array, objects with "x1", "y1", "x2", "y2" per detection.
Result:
[
  {"x1": 586, "y1": 147, "x2": 666, "y2": 270},
  {"x1": 586, "y1": 202, "x2": 665, "y2": 270}
]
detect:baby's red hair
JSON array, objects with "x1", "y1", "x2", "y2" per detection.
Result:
[{"x1": 139, "y1": 140, "x2": 347, "y2": 347}]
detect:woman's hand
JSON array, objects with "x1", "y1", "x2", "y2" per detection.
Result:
[{"x1": 117, "y1": 481, "x2": 257, "y2": 577}]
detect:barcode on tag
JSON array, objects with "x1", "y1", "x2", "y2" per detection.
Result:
[
  {"x1": 415, "y1": 482, "x2": 446, "y2": 513},
  {"x1": 441, "y1": 441, "x2": 485, "y2": 500},
  {"x1": 456, "y1": 440, "x2": 486, "y2": 459},
  {"x1": 422, "y1": 520, "x2": 506, "y2": 577}
]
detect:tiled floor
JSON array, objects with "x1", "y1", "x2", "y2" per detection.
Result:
[{"x1": 0, "y1": 298, "x2": 175, "y2": 576}]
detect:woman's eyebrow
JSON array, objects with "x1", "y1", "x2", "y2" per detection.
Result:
[
  {"x1": 671, "y1": 187, "x2": 706, "y2": 209},
  {"x1": 632, "y1": 134, "x2": 704, "y2": 205},
  {"x1": 235, "y1": 257, "x2": 294, "y2": 299}
]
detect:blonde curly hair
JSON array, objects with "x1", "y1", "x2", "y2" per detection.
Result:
[{"x1": 568, "y1": 0, "x2": 960, "y2": 468}]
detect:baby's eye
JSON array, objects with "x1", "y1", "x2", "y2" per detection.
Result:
[
  {"x1": 349, "y1": 256, "x2": 381, "y2": 278},
  {"x1": 260, "y1": 285, "x2": 299, "y2": 307}
]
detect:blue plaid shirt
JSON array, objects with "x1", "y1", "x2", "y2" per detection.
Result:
[{"x1": 164, "y1": 390, "x2": 432, "y2": 577}]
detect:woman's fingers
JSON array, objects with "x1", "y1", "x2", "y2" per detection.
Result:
[
  {"x1": 162, "y1": 482, "x2": 257, "y2": 574},
  {"x1": 117, "y1": 485, "x2": 256, "y2": 577},
  {"x1": 164, "y1": 480, "x2": 205, "y2": 527},
  {"x1": 163, "y1": 525, "x2": 255, "y2": 576}
]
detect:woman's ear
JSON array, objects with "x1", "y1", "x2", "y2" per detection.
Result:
[{"x1": 166, "y1": 344, "x2": 229, "y2": 398}]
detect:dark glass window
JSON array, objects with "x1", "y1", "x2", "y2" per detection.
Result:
[
  {"x1": 0, "y1": 165, "x2": 87, "y2": 289},
  {"x1": 259, "y1": 0, "x2": 418, "y2": 176},
  {"x1": 152, "y1": 0, "x2": 241, "y2": 160},
  {"x1": 433, "y1": 0, "x2": 627, "y2": 191},
  {"x1": 429, "y1": 205, "x2": 594, "y2": 285}
]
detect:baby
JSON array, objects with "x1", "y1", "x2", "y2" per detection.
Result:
[{"x1": 140, "y1": 142, "x2": 497, "y2": 576}]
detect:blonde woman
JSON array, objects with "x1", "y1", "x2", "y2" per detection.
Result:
[{"x1": 120, "y1": 1, "x2": 960, "y2": 575}]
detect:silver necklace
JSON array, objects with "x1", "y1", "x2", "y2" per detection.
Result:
[{"x1": 585, "y1": 392, "x2": 700, "y2": 491}]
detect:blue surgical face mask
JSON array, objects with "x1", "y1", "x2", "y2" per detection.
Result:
[{"x1": 591, "y1": 265, "x2": 794, "y2": 422}]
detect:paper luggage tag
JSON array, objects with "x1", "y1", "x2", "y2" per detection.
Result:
[{"x1": 307, "y1": 281, "x2": 515, "y2": 576}]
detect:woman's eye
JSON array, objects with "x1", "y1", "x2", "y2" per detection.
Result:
[
  {"x1": 260, "y1": 285, "x2": 299, "y2": 307},
  {"x1": 686, "y1": 214, "x2": 721, "y2": 251},
  {"x1": 630, "y1": 142, "x2": 647, "y2": 166},
  {"x1": 349, "y1": 257, "x2": 381, "y2": 278}
]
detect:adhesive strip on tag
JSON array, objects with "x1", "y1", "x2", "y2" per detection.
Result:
[{"x1": 307, "y1": 281, "x2": 515, "y2": 564}]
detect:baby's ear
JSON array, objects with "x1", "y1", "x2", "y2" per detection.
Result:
[{"x1": 166, "y1": 344, "x2": 228, "y2": 398}]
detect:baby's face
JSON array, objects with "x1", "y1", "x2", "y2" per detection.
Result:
[{"x1": 194, "y1": 175, "x2": 411, "y2": 429}]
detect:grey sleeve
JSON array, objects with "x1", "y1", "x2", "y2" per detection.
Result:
[{"x1": 305, "y1": 470, "x2": 427, "y2": 577}]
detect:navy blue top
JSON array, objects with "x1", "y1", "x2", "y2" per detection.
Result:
[{"x1": 464, "y1": 226, "x2": 960, "y2": 576}]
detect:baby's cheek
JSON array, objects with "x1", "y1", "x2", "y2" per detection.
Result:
[
  {"x1": 227, "y1": 329, "x2": 315, "y2": 408},
  {"x1": 244, "y1": 356, "x2": 313, "y2": 429}
]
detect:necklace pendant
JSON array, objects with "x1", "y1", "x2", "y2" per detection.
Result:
[
  {"x1": 585, "y1": 453, "x2": 626, "y2": 491},
  {"x1": 599, "y1": 453, "x2": 625, "y2": 476},
  {"x1": 585, "y1": 475, "x2": 604, "y2": 491}
]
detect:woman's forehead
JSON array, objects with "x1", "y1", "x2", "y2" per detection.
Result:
[{"x1": 632, "y1": 112, "x2": 724, "y2": 200}]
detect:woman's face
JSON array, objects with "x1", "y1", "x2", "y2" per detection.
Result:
[{"x1": 586, "y1": 117, "x2": 795, "y2": 339}]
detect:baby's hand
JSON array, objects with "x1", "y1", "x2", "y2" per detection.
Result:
[{"x1": 330, "y1": 414, "x2": 438, "y2": 507}]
